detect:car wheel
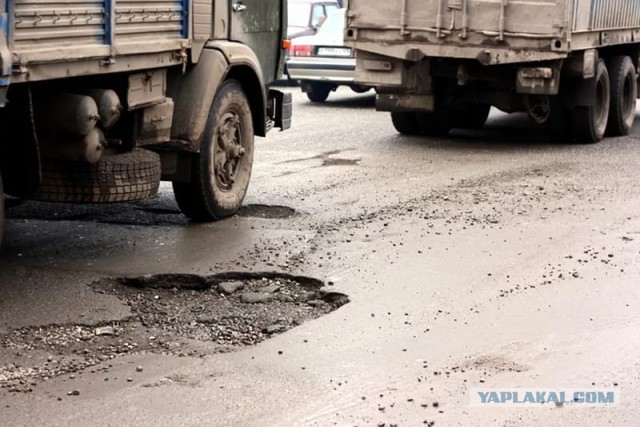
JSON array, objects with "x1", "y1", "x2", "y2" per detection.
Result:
[
  {"x1": 350, "y1": 85, "x2": 370, "y2": 94},
  {"x1": 173, "y1": 79, "x2": 254, "y2": 221},
  {"x1": 390, "y1": 112, "x2": 421, "y2": 135},
  {"x1": 307, "y1": 83, "x2": 332, "y2": 103}
]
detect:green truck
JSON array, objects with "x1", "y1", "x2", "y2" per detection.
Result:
[{"x1": 0, "y1": 0, "x2": 292, "y2": 245}]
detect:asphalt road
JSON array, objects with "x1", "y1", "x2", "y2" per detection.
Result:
[{"x1": 1, "y1": 87, "x2": 639, "y2": 425}]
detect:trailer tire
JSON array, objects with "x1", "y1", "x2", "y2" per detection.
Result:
[
  {"x1": 35, "y1": 149, "x2": 161, "y2": 203},
  {"x1": 173, "y1": 79, "x2": 254, "y2": 221},
  {"x1": 572, "y1": 59, "x2": 610, "y2": 144},
  {"x1": 306, "y1": 83, "x2": 332, "y2": 103},
  {"x1": 455, "y1": 104, "x2": 491, "y2": 129},
  {"x1": 391, "y1": 112, "x2": 421, "y2": 135},
  {"x1": 606, "y1": 56, "x2": 637, "y2": 136}
]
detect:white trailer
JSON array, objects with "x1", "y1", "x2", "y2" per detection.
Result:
[{"x1": 345, "y1": 0, "x2": 640, "y2": 142}]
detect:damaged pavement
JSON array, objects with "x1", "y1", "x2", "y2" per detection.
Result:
[{"x1": 1, "y1": 89, "x2": 639, "y2": 425}]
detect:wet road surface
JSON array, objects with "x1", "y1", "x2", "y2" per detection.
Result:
[{"x1": 1, "y1": 87, "x2": 640, "y2": 425}]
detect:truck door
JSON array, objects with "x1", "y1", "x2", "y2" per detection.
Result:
[{"x1": 229, "y1": 0, "x2": 285, "y2": 84}]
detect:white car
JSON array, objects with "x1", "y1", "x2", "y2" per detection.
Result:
[{"x1": 287, "y1": 9, "x2": 371, "y2": 102}]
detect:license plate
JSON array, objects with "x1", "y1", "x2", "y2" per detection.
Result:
[{"x1": 317, "y1": 47, "x2": 352, "y2": 57}]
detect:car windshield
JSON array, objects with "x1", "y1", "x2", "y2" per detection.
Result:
[
  {"x1": 288, "y1": 3, "x2": 311, "y2": 28},
  {"x1": 317, "y1": 10, "x2": 345, "y2": 35}
]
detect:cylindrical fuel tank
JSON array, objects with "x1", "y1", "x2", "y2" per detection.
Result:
[
  {"x1": 37, "y1": 94, "x2": 99, "y2": 136},
  {"x1": 82, "y1": 89, "x2": 122, "y2": 129},
  {"x1": 39, "y1": 128, "x2": 106, "y2": 164}
]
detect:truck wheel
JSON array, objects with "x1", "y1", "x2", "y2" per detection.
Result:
[
  {"x1": 455, "y1": 104, "x2": 491, "y2": 129},
  {"x1": 35, "y1": 149, "x2": 161, "y2": 203},
  {"x1": 572, "y1": 59, "x2": 610, "y2": 144},
  {"x1": 306, "y1": 83, "x2": 331, "y2": 103},
  {"x1": 0, "y1": 173, "x2": 4, "y2": 248},
  {"x1": 391, "y1": 112, "x2": 421, "y2": 135},
  {"x1": 417, "y1": 112, "x2": 451, "y2": 137},
  {"x1": 606, "y1": 56, "x2": 637, "y2": 136},
  {"x1": 173, "y1": 79, "x2": 254, "y2": 221}
]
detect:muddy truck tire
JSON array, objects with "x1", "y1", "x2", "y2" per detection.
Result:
[
  {"x1": 606, "y1": 55, "x2": 637, "y2": 137},
  {"x1": 35, "y1": 149, "x2": 161, "y2": 203},
  {"x1": 173, "y1": 79, "x2": 254, "y2": 221},
  {"x1": 572, "y1": 59, "x2": 611, "y2": 144}
]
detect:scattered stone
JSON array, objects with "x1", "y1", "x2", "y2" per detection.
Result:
[
  {"x1": 136, "y1": 366, "x2": 143, "y2": 372},
  {"x1": 264, "y1": 324, "x2": 285, "y2": 334},
  {"x1": 217, "y1": 281, "x2": 245, "y2": 295},
  {"x1": 258, "y1": 284, "x2": 280, "y2": 294},
  {"x1": 240, "y1": 292, "x2": 272, "y2": 304},
  {"x1": 95, "y1": 326, "x2": 115, "y2": 336},
  {"x1": 127, "y1": 378, "x2": 133, "y2": 382},
  {"x1": 307, "y1": 300, "x2": 325, "y2": 307},
  {"x1": 68, "y1": 390, "x2": 80, "y2": 396}
]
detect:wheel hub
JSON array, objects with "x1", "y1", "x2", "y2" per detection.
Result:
[{"x1": 215, "y1": 111, "x2": 244, "y2": 190}]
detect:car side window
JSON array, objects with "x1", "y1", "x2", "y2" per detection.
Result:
[
  {"x1": 325, "y1": 4, "x2": 338, "y2": 15},
  {"x1": 311, "y1": 4, "x2": 325, "y2": 27}
]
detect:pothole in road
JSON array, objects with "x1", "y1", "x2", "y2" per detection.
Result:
[
  {"x1": 237, "y1": 204, "x2": 297, "y2": 219},
  {"x1": 0, "y1": 272, "x2": 348, "y2": 393}
]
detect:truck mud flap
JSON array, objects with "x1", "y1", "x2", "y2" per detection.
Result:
[{"x1": 268, "y1": 89, "x2": 292, "y2": 131}]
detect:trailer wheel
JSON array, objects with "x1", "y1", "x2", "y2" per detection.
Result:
[
  {"x1": 391, "y1": 112, "x2": 421, "y2": 135},
  {"x1": 306, "y1": 83, "x2": 332, "y2": 103},
  {"x1": 455, "y1": 104, "x2": 491, "y2": 129},
  {"x1": 572, "y1": 59, "x2": 610, "y2": 144},
  {"x1": 606, "y1": 56, "x2": 637, "y2": 136},
  {"x1": 173, "y1": 79, "x2": 254, "y2": 221}
]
